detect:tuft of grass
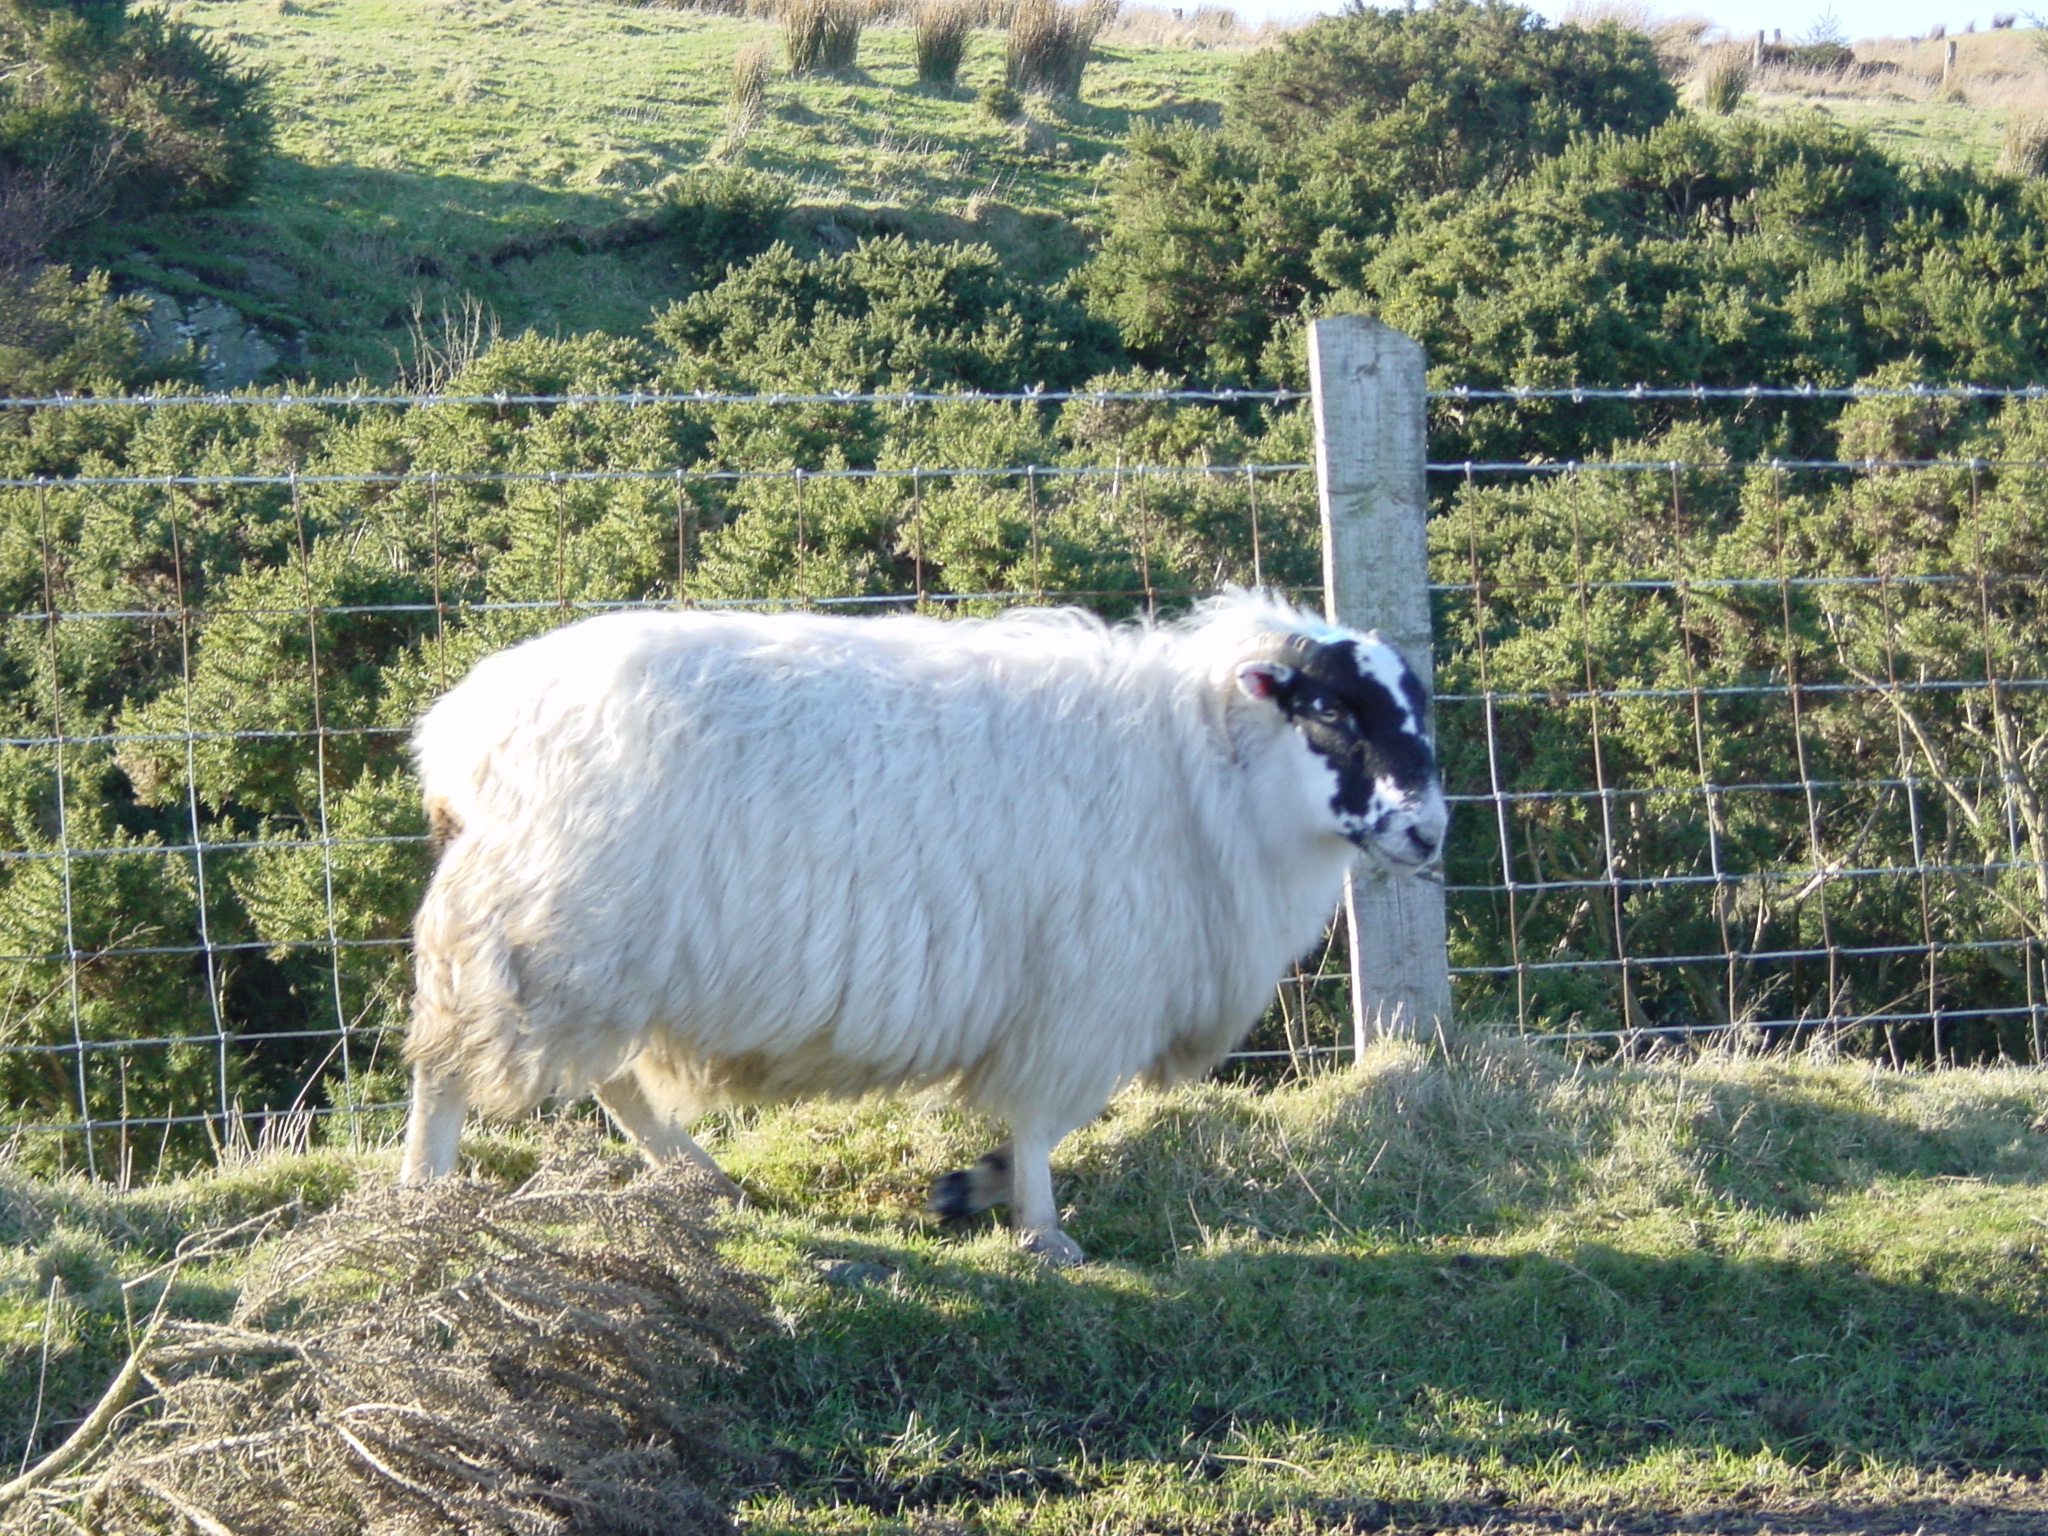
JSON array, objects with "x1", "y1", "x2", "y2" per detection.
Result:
[
  {"x1": 912, "y1": 0, "x2": 979, "y2": 86},
  {"x1": 781, "y1": 0, "x2": 864, "y2": 75},
  {"x1": 1006, "y1": 0, "x2": 1117, "y2": 98},
  {"x1": 1698, "y1": 48, "x2": 1750, "y2": 113},
  {"x1": 725, "y1": 36, "x2": 774, "y2": 150},
  {"x1": 2000, "y1": 110, "x2": 2048, "y2": 173}
]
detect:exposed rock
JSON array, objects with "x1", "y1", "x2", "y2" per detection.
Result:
[{"x1": 133, "y1": 292, "x2": 282, "y2": 388}]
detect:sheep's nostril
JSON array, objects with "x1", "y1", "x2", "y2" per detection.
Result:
[{"x1": 1406, "y1": 827, "x2": 1437, "y2": 859}]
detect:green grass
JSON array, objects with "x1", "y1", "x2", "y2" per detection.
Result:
[
  {"x1": 59, "y1": 0, "x2": 2030, "y2": 388},
  {"x1": 7, "y1": 1045, "x2": 2045, "y2": 1533},
  {"x1": 1749, "y1": 92, "x2": 2012, "y2": 168},
  {"x1": 68, "y1": 0, "x2": 1240, "y2": 381}
]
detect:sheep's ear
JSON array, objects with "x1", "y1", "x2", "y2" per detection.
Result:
[{"x1": 1235, "y1": 660, "x2": 1295, "y2": 702}]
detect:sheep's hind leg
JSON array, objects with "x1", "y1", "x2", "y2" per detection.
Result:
[
  {"x1": 927, "y1": 1144, "x2": 1013, "y2": 1220},
  {"x1": 399, "y1": 1065, "x2": 466, "y2": 1184},
  {"x1": 593, "y1": 1064, "x2": 743, "y2": 1201}
]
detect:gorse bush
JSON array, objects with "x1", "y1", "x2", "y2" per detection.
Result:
[
  {"x1": 0, "y1": 264, "x2": 149, "y2": 395},
  {"x1": 1227, "y1": 0, "x2": 1674, "y2": 183},
  {"x1": 1085, "y1": 0, "x2": 1678, "y2": 381},
  {"x1": 977, "y1": 80, "x2": 1022, "y2": 120},
  {"x1": 0, "y1": 0, "x2": 272, "y2": 225},
  {"x1": 1356, "y1": 115, "x2": 2048, "y2": 464}
]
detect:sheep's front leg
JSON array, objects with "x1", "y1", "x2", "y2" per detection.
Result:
[
  {"x1": 593, "y1": 1064, "x2": 744, "y2": 1201},
  {"x1": 1007, "y1": 1125, "x2": 1084, "y2": 1265},
  {"x1": 399, "y1": 1065, "x2": 466, "y2": 1184},
  {"x1": 928, "y1": 1131, "x2": 1084, "y2": 1265}
]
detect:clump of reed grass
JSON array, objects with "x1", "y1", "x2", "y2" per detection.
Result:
[
  {"x1": 725, "y1": 38, "x2": 773, "y2": 149},
  {"x1": 782, "y1": 0, "x2": 864, "y2": 75},
  {"x1": 2000, "y1": 112, "x2": 2048, "y2": 176},
  {"x1": 912, "y1": 0, "x2": 979, "y2": 86},
  {"x1": 1006, "y1": 0, "x2": 1116, "y2": 98},
  {"x1": 1697, "y1": 48, "x2": 1749, "y2": 113}
]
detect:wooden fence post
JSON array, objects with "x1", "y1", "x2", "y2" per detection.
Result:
[{"x1": 1308, "y1": 315, "x2": 1453, "y2": 1052}]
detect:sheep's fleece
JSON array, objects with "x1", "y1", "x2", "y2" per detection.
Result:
[{"x1": 399, "y1": 591, "x2": 1446, "y2": 1262}]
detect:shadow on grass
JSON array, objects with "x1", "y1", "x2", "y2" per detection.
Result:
[
  {"x1": 706, "y1": 1056, "x2": 2048, "y2": 1516},
  {"x1": 1046, "y1": 1052, "x2": 2048, "y2": 1260},
  {"x1": 64, "y1": 158, "x2": 711, "y2": 376},
  {"x1": 714, "y1": 1231, "x2": 2048, "y2": 1517}
]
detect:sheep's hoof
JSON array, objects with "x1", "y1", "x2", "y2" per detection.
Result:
[
  {"x1": 1018, "y1": 1228, "x2": 1085, "y2": 1267},
  {"x1": 927, "y1": 1167, "x2": 979, "y2": 1219},
  {"x1": 926, "y1": 1150, "x2": 1010, "y2": 1219}
]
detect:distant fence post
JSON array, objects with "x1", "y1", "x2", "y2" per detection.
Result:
[{"x1": 1308, "y1": 315, "x2": 1453, "y2": 1053}]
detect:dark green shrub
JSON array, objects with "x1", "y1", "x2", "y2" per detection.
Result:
[
  {"x1": 1083, "y1": 0, "x2": 1677, "y2": 382},
  {"x1": 654, "y1": 235, "x2": 1119, "y2": 400},
  {"x1": 1084, "y1": 122, "x2": 1331, "y2": 383},
  {"x1": 0, "y1": 0, "x2": 272, "y2": 223},
  {"x1": 655, "y1": 166, "x2": 792, "y2": 281},
  {"x1": 0, "y1": 263, "x2": 147, "y2": 395},
  {"x1": 977, "y1": 81, "x2": 1022, "y2": 121},
  {"x1": 1358, "y1": 114, "x2": 2048, "y2": 463},
  {"x1": 1227, "y1": 0, "x2": 1675, "y2": 186}
]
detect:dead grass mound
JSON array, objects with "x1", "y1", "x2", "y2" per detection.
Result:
[{"x1": 7, "y1": 1149, "x2": 763, "y2": 1536}]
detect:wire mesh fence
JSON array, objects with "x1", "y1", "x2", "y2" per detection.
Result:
[
  {"x1": 0, "y1": 379, "x2": 2041, "y2": 1172},
  {"x1": 1432, "y1": 451, "x2": 2048, "y2": 1067}
]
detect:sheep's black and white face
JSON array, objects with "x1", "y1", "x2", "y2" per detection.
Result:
[{"x1": 1238, "y1": 631, "x2": 1448, "y2": 870}]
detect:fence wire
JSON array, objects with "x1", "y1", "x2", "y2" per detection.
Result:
[
  {"x1": 1433, "y1": 451, "x2": 2048, "y2": 1068},
  {"x1": 0, "y1": 383, "x2": 2042, "y2": 1171}
]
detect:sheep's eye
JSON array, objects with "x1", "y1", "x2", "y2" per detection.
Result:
[{"x1": 1308, "y1": 699, "x2": 1347, "y2": 727}]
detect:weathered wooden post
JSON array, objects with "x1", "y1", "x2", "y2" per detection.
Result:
[{"x1": 1308, "y1": 314, "x2": 1453, "y2": 1051}]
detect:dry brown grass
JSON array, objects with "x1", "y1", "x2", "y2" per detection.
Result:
[
  {"x1": 2002, "y1": 110, "x2": 2048, "y2": 174},
  {"x1": 725, "y1": 36, "x2": 774, "y2": 148},
  {"x1": 5, "y1": 1148, "x2": 762, "y2": 1536},
  {"x1": 1006, "y1": 0, "x2": 1119, "y2": 96},
  {"x1": 781, "y1": 0, "x2": 866, "y2": 72},
  {"x1": 1097, "y1": 3, "x2": 1275, "y2": 50},
  {"x1": 1700, "y1": 25, "x2": 2048, "y2": 111},
  {"x1": 1561, "y1": 0, "x2": 1712, "y2": 73}
]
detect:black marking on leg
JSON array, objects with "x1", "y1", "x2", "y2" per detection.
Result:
[
  {"x1": 926, "y1": 1150, "x2": 1011, "y2": 1220},
  {"x1": 927, "y1": 1167, "x2": 978, "y2": 1219}
]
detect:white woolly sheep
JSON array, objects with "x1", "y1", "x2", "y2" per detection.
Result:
[{"x1": 397, "y1": 591, "x2": 1446, "y2": 1263}]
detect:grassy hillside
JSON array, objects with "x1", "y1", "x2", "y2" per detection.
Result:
[
  {"x1": 71, "y1": 0, "x2": 1242, "y2": 379},
  {"x1": 1713, "y1": 24, "x2": 2045, "y2": 167},
  {"x1": 4, "y1": 1046, "x2": 2046, "y2": 1533},
  {"x1": 65, "y1": 0, "x2": 2047, "y2": 387}
]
